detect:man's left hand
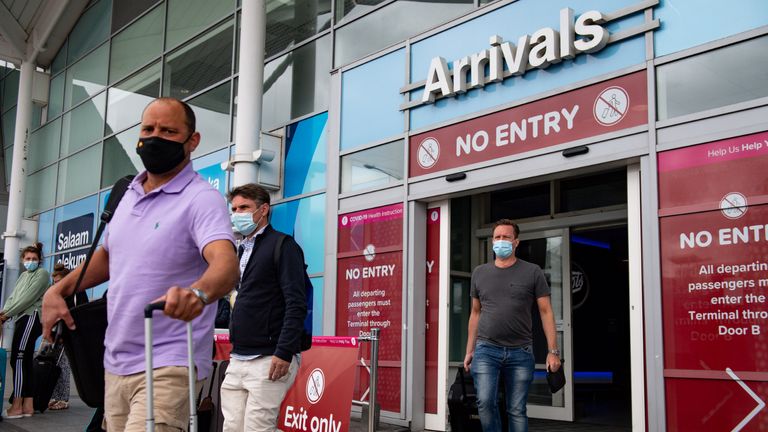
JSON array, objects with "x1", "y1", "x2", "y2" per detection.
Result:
[
  {"x1": 268, "y1": 356, "x2": 291, "y2": 381},
  {"x1": 154, "y1": 286, "x2": 204, "y2": 321},
  {"x1": 546, "y1": 353, "x2": 562, "y2": 372}
]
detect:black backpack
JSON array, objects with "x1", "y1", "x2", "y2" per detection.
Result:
[{"x1": 273, "y1": 233, "x2": 313, "y2": 351}]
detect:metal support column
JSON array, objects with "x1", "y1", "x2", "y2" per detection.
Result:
[
  {"x1": 231, "y1": 0, "x2": 266, "y2": 187},
  {"x1": 1, "y1": 60, "x2": 34, "y2": 349}
]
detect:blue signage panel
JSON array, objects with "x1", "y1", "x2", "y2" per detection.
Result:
[
  {"x1": 55, "y1": 213, "x2": 94, "y2": 253},
  {"x1": 197, "y1": 163, "x2": 227, "y2": 196}
]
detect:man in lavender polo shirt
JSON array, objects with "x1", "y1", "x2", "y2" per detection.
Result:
[{"x1": 42, "y1": 97, "x2": 239, "y2": 431}]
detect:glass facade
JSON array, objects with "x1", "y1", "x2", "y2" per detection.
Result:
[{"x1": 657, "y1": 35, "x2": 768, "y2": 120}]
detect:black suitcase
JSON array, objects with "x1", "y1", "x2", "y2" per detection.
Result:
[
  {"x1": 32, "y1": 334, "x2": 64, "y2": 413},
  {"x1": 448, "y1": 368, "x2": 508, "y2": 432}
]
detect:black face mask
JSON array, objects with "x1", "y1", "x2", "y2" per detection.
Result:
[{"x1": 136, "y1": 135, "x2": 188, "y2": 174}]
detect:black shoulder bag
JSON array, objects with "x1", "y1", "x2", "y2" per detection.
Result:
[{"x1": 60, "y1": 175, "x2": 133, "y2": 408}]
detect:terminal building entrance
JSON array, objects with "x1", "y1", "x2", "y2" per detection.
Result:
[{"x1": 437, "y1": 167, "x2": 636, "y2": 430}]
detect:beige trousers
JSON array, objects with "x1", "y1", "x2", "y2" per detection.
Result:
[
  {"x1": 104, "y1": 367, "x2": 202, "y2": 432},
  {"x1": 221, "y1": 356, "x2": 300, "y2": 432}
]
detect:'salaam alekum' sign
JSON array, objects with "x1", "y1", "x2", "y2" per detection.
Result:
[
  {"x1": 404, "y1": 1, "x2": 660, "y2": 109},
  {"x1": 55, "y1": 213, "x2": 94, "y2": 269}
]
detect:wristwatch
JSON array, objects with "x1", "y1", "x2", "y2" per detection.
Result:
[
  {"x1": 190, "y1": 287, "x2": 210, "y2": 305},
  {"x1": 548, "y1": 349, "x2": 561, "y2": 356}
]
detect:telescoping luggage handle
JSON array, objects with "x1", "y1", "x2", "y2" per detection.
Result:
[{"x1": 144, "y1": 302, "x2": 198, "y2": 432}]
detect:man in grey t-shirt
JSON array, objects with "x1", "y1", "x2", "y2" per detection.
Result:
[{"x1": 464, "y1": 219, "x2": 561, "y2": 432}]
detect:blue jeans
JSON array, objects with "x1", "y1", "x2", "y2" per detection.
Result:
[{"x1": 471, "y1": 340, "x2": 535, "y2": 432}]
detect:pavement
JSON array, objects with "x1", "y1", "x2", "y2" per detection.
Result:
[{"x1": 1, "y1": 357, "x2": 405, "y2": 432}]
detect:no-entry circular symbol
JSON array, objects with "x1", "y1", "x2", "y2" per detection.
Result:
[
  {"x1": 720, "y1": 192, "x2": 748, "y2": 219},
  {"x1": 417, "y1": 137, "x2": 440, "y2": 170},
  {"x1": 593, "y1": 86, "x2": 629, "y2": 126},
  {"x1": 306, "y1": 368, "x2": 325, "y2": 404}
]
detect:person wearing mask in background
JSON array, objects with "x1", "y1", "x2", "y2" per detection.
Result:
[
  {"x1": 464, "y1": 219, "x2": 561, "y2": 432},
  {"x1": 0, "y1": 243, "x2": 50, "y2": 419},
  {"x1": 221, "y1": 184, "x2": 307, "y2": 431},
  {"x1": 47, "y1": 263, "x2": 88, "y2": 411},
  {"x1": 41, "y1": 97, "x2": 239, "y2": 431}
]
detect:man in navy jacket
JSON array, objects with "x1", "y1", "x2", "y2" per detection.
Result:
[{"x1": 222, "y1": 183, "x2": 307, "y2": 431}]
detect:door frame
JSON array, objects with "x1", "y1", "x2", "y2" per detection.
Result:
[{"x1": 424, "y1": 201, "x2": 451, "y2": 431}]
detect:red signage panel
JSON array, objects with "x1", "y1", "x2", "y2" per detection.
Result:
[
  {"x1": 278, "y1": 337, "x2": 358, "y2": 432},
  {"x1": 659, "y1": 133, "x2": 768, "y2": 431},
  {"x1": 337, "y1": 203, "x2": 405, "y2": 413},
  {"x1": 425, "y1": 208, "x2": 441, "y2": 414},
  {"x1": 338, "y1": 204, "x2": 404, "y2": 255},
  {"x1": 658, "y1": 130, "x2": 768, "y2": 212},
  {"x1": 409, "y1": 71, "x2": 648, "y2": 177}
]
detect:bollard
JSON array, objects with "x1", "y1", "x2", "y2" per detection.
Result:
[{"x1": 368, "y1": 328, "x2": 379, "y2": 432}]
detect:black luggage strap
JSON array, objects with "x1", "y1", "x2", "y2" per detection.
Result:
[
  {"x1": 72, "y1": 175, "x2": 134, "y2": 293},
  {"x1": 458, "y1": 366, "x2": 468, "y2": 398}
]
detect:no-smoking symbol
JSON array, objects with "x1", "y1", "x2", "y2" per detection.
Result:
[
  {"x1": 306, "y1": 368, "x2": 325, "y2": 404},
  {"x1": 593, "y1": 86, "x2": 629, "y2": 126},
  {"x1": 417, "y1": 137, "x2": 440, "y2": 170}
]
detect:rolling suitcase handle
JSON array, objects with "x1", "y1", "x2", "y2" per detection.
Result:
[{"x1": 144, "y1": 302, "x2": 198, "y2": 432}]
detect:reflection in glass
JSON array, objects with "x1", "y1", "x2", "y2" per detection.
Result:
[
  {"x1": 112, "y1": 0, "x2": 161, "y2": 33},
  {"x1": 4, "y1": 146, "x2": 12, "y2": 187},
  {"x1": 102, "y1": 125, "x2": 141, "y2": 188},
  {"x1": 25, "y1": 164, "x2": 58, "y2": 216},
  {"x1": 2, "y1": 107, "x2": 16, "y2": 148},
  {"x1": 187, "y1": 81, "x2": 231, "y2": 156},
  {"x1": 57, "y1": 145, "x2": 103, "y2": 205},
  {"x1": 334, "y1": 0, "x2": 473, "y2": 66},
  {"x1": 67, "y1": 0, "x2": 111, "y2": 64},
  {"x1": 266, "y1": 0, "x2": 332, "y2": 57},
  {"x1": 340, "y1": 140, "x2": 403, "y2": 193},
  {"x1": 166, "y1": 0, "x2": 234, "y2": 50},
  {"x1": 657, "y1": 35, "x2": 768, "y2": 120},
  {"x1": 51, "y1": 43, "x2": 67, "y2": 76},
  {"x1": 29, "y1": 118, "x2": 62, "y2": 172},
  {"x1": 48, "y1": 74, "x2": 65, "y2": 119},
  {"x1": 263, "y1": 35, "x2": 330, "y2": 130},
  {"x1": 163, "y1": 18, "x2": 234, "y2": 99},
  {"x1": 448, "y1": 276, "x2": 471, "y2": 362},
  {"x1": 61, "y1": 92, "x2": 106, "y2": 156},
  {"x1": 64, "y1": 43, "x2": 109, "y2": 110},
  {"x1": 107, "y1": 62, "x2": 160, "y2": 136},
  {"x1": 335, "y1": 0, "x2": 387, "y2": 24},
  {"x1": 110, "y1": 5, "x2": 164, "y2": 84},
  {"x1": 2, "y1": 69, "x2": 19, "y2": 111}
]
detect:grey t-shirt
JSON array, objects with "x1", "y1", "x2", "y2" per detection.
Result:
[{"x1": 470, "y1": 258, "x2": 551, "y2": 347}]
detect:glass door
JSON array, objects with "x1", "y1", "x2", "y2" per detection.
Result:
[{"x1": 480, "y1": 228, "x2": 574, "y2": 421}]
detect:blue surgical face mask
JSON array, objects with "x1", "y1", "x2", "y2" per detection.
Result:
[
  {"x1": 23, "y1": 260, "x2": 39, "y2": 272},
  {"x1": 492, "y1": 240, "x2": 514, "y2": 259},
  {"x1": 231, "y1": 212, "x2": 257, "y2": 236}
]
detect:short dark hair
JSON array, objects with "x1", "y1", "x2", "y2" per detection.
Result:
[
  {"x1": 145, "y1": 97, "x2": 196, "y2": 134},
  {"x1": 21, "y1": 242, "x2": 43, "y2": 260},
  {"x1": 228, "y1": 183, "x2": 271, "y2": 206},
  {"x1": 493, "y1": 219, "x2": 520, "y2": 239},
  {"x1": 52, "y1": 263, "x2": 71, "y2": 279}
]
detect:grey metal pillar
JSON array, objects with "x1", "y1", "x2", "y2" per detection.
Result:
[{"x1": 231, "y1": 0, "x2": 266, "y2": 187}]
